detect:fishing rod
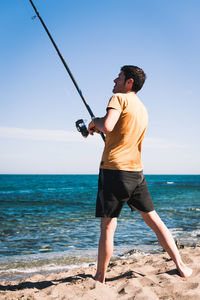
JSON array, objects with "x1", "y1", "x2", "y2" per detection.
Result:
[{"x1": 29, "y1": 0, "x2": 105, "y2": 141}]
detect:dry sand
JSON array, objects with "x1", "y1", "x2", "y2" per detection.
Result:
[{"x1": 0, "y1": 246, "x2": 199, "y2": 300}]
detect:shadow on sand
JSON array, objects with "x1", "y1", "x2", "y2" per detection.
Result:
[{"x1": 0, "y1": 268, "x2": 179, "y2": 292}]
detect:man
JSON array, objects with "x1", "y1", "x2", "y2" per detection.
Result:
[{"x1": 88, "y1": 65, "x2": 192, "y2": 283}]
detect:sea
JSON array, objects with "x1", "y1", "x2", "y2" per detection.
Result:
[{"x1": 0, "y1": 174, "x2": 199, "y2": 281}]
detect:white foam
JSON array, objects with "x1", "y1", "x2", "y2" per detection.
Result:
[
  {"x1": 0, "y1": 189, "x2": 32, "y2": 194},
  {"x1": 0, "y1": 262, "x2": 95, "y2": 275},
  {"x1": 191, "y1": 229, "x2": 200, "y2": 237},
  {"x1": 169, "y1": 227, "x2": 200, "y2": 245}
]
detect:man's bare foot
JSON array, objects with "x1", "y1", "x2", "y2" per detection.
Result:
[
  {"x1": 177, "y1": 264, "x2": 193, "y2": 278},
  {"x1": 94, "y1": 272, "x2": 105, "y2": 283}
]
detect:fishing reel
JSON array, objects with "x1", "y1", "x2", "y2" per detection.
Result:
[{"x1": 75, "y1": 119, "x2": 89, "y2": 138}]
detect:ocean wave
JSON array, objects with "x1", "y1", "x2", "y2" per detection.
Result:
[
  {"x1": 169, "y1": 227, "x2": 200, "y2": 243},
  {"x1": 0, "y1": 261, "x2": 94, "y2": 275},
  {"x1": 0, "y1": 261, "x2": 95, "y2": 282},
  {"x1": 187, "y1": 208, "x2": 200, "y2": 211},
  {"x1": 0, "y1": 187, "x2": 90, "y2": 195},
  {"x1": 0, "y1": 190, "x2": 33, "y2": 194}
]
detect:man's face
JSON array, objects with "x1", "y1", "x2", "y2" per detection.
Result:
[{"x1": 112, "y1": 71, "x2": 126, "y2": 93}]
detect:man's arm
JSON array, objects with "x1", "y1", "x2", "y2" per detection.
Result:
[{"x1": 88, "y1": 108, "x2": 120, "y2": 135}]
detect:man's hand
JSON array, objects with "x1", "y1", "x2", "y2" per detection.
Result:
[
  {"x1": 88, "y1": 120, "x2": 100, "y2": 135},
  {"x1": 88, "y1": 110, "x2": 120, "y2": 136}
]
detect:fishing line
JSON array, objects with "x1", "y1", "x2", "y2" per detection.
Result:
[{"x1": 29, "y1": 0, "x2": 105, "y2": 141}]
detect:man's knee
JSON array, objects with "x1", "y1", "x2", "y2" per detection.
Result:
[
  {"x1": 140, "y1": 210, "x2": 161, "y2": 229},
  {"x1": 100, "y1": 217, "x2": 117, "y2": 232}
]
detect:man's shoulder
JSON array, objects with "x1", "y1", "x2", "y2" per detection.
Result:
[
  {"x1": 112, "y1": 92, "x2": 139, "y2": 100},
  {"x1": 109, "y1": 93, "x2": 131, "y2": 103}
]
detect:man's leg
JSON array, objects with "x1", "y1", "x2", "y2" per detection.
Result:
[
  {"x1": 140, "y1": 210, "x2": 192, "y2": 277},
  {"x1": 95, "y1": 217, "x2": 117, "y2": 283}
]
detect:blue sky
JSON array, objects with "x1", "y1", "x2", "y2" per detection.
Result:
[{"x1": 0, "y1": 0, "x2": 199, "y2": 174}]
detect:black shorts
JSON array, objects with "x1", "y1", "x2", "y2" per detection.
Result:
[{"x1": 96, "y1": 169, "x2": 154, "y2": 218}]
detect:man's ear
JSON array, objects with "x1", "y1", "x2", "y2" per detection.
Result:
[{"x1": 126, "y1": 78, "x2": 134, "y2": 88}]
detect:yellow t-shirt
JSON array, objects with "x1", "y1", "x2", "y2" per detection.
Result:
[{"x1": 100, "y1": 92, "x2": 148, "y2": 171}]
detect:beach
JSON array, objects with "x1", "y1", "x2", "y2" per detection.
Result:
[
  {"x1": 0, "y1": 174, "x2": 199, "y2": 298},
  {"x1": 0, "y1": 246, "x2": 199, "y2": 300}
]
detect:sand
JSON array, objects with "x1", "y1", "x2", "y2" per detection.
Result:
[{"x1": 0, "y1": 246, "x2": 199, "y2": 300}]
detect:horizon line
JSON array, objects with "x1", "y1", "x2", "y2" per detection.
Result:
[{"x1": 0, "y1": 173, "x2": 199, "y2": 176}]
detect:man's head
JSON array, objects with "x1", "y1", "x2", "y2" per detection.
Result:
[{"x1": 113, "y1": 65, "x2": 146, "y2": 94}]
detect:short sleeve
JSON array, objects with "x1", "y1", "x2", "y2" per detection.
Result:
[{"x1": 107, "y1": 95, "x2": 123, "y2": 113}]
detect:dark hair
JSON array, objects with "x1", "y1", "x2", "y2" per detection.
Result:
[{"x1": 121, "y1": 65, "x2": 146, "y2": 92}]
